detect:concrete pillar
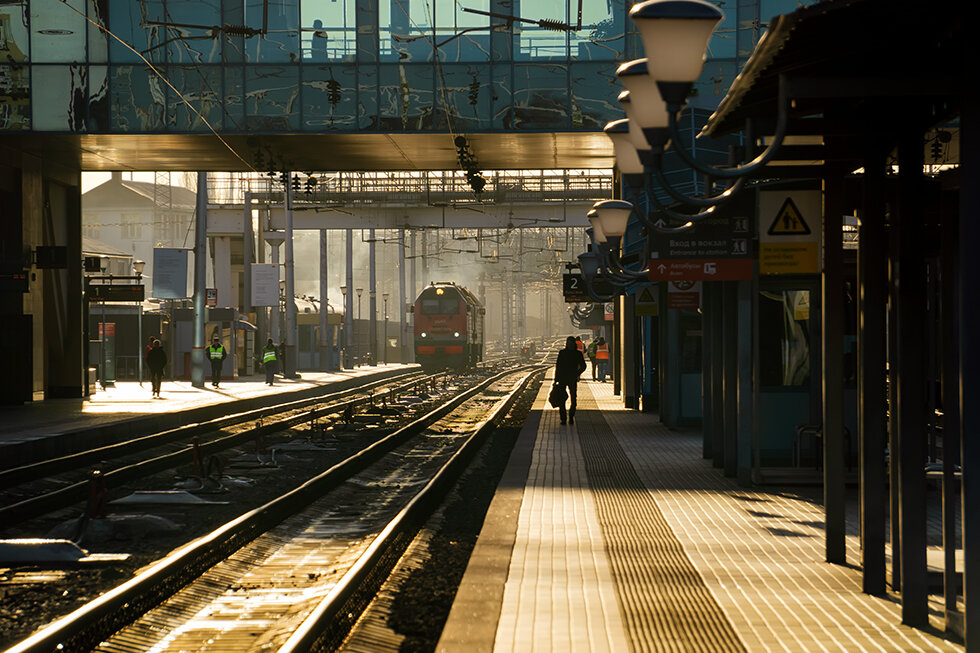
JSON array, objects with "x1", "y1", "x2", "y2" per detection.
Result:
[
  {"x1": 283, "y1": 180, "x2": 297, "y2": 377},
  {"x1": 399, "y1": 229, "x2": 407, "y2": 364},
  {"x1": 319, "y1": 229, "x2": 329, "y2": 371},
  {"x1": 369, "y1": 229, "x2": 377, "y2": 365},
  {"x1": 345, "y1": 229, "x2": 354, "y2": 368}
]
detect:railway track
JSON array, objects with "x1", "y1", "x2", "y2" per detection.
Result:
[
  {"x1": 4, "y1": 365, "x2": 544, "y2": 653},
  {"x1": 0, "y1": 371, "x2": 436, "y2": 527}
]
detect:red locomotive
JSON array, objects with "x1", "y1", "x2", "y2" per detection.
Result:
[{"x1": 413, "y1": 282, "x2": 485, "y2": 371}]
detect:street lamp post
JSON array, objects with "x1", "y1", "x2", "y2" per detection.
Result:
[
  {"x1": 133, "y1": 260, "x2": 145, "y2": 385},
  {"x1": 369, "y1": 288, "x2": 377, "y2": 365},
  {"x1": 98, "y1": 256, "x2": 112, "y2": 389},
  {"x1": 382, "y1": 292, "x2": 389, "y2": 365},
  {"x1": 355, "y1": 287, "x2": 363, "y2": 366},
  {"x1": 340, "y1": 285, "x2": 348, "y2": 368}
]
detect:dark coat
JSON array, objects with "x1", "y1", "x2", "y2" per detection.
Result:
[
  {"x1": 147, "y1": 347, "x2": 167, "y2": 373},
  {"x1": 555, "y1": 348, "x2": 587, "y2": 384}
]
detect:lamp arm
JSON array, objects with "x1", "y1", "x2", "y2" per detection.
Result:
[
  {"x1": 642, "y1": 177, "x2": 719, "y2": 226},
  {"x1": 666, "y1": 75, "x2": 789, "y2": 179},
  {"x1": 627, "y1": 190, "x2": 694, "y2": 235},
  {"x1": 597, "y1": 243, "x2": 648, "y2": 281},
  {"x1": 650, "y1": 154, "x2": 746, "y2": 207}
]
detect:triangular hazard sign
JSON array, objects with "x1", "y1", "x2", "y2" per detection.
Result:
[
  {"x1": 768, "y1": 197, "x2": 811, "y2": 235},
  {"x1": 637, "y1": 287, "x2": 656, "y2": 303}
]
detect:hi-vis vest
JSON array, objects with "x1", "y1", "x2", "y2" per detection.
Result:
[
  {"x1": 263, "y1": 348, "x2": 277, "y2": 363},
  {"x1": 596, "y1": 343, "x2": 610, "y2": 360},
  {"x1": 208, "y1": 345, "x2": 225, "y2": 360},
  {"x1": 576, "y1": 340, "x2": 585, "y2": 353}
]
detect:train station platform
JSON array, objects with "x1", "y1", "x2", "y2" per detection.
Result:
[
  {"x1": 439, "y1": 376, "x2": 964, "y2": 652},
  {"x1": 0, "y1": 364, "x2": 417, "y2": 469}
]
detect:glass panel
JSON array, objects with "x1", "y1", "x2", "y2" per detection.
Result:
[
  {"x1": 759, "y1": 290, "x2": 811, "y2": 387},
  {"x1": 437, "y1": 64, "x2": 491, "y2": 131},
  {"x1": 357, "y1": 64, "x2": 378, "y2": 129},
  {"x1": 244, "y1": 65, "x2": 300, "y2": 130},
  {"x1": 569, "y1": 62, "x2": 617, "y2": 129},
  {"x1": 574, "y1": 0, "x2": 625, "y2": 62},
  {"x1": 707, "y1": 1, "x2": 736, "y2": 59},
  {"x1": 378, "y1": 62, "x2": 433, "y2": 130},
  {"x1": 110, "y1": 65, "x2": 166, "y2": 131},
  {"x1": 30, "y1": 0, "x2": 87, "y2": 63},
  {"x1": 0, "y1": 64, "x2": 30, "y2": 130},
  {"x1": 88, "y1": 64, "x2": 109, "y2": 131},
  {"x1": 491, "y1": 64, "x2": 511, "y2": 129},
  {"x1": 301, "y1": 0, "x2": 356, "y2": 62},
  {"x1": 87, "y1": 0, "x2": 108, "y2": 63},
  {"x1": 512, "y1": 63, "x2": 568, "y2": 129},
  {"x1": 167, "y1": 65, "x2": 223, "y2": 131},
  {"x1": 156, "y1": 0, "x2": 222, "y2": 64},
  {"x1": 379, "y1": 0, "x2": 430, "y2": 62},
  {"x1": 680, "y1": 311, "x2": 702, "y2": 373},
  {"x1": 302, "y1": 62, "x2": 357, "y2": 130},
  {"x1": 516, "y1": 0, "x2": 567, "y2": 59},
  {"x1": 31, "y1": 64, "x2": 91, "y2": 131},
  {"x1": 1, "y1": 2, "x2": 30, "y2": 61},
  {"x1": 239, "y1": 0, "x2": 300, "y2": 63},
  {"x1": 223, "y1": 65, "x2": 245, "y2": 129},
  {"x1": 109, "y1": 0, "x2": 165, "y2": 63},
  {"x1": 434, "y1": 0, "x2": 489, "y2": 63},
  {"x1": 691, "y1": 60, "x2": 737, "y2": 111}
]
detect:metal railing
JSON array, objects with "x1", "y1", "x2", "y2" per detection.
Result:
[{"x1": 207, "y1": 169, "x2": 613, "y2": 207}]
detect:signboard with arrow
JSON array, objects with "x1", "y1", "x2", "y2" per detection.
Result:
[{"x1": 646, "y1": 214, "x2": 754, "y2": 281}]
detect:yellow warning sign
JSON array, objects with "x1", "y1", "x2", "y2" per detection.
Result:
[
  {"x1": 635, "y1": 286, "x2": 658, "y2": 316},
  {"x1": 759, "y1": 190, "x2": 822, "y2": 275},
  {"x1": 767, "y1": 198, "x2": 811, "y2": 235}
]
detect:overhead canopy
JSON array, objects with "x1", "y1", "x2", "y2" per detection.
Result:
[{"x1": 702, "y1": 0, "x2": 963, "y2": 157}]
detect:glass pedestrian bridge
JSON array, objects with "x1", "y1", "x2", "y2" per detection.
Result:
[{"x1": 0, "y1": 0, "x2": 794, "y2": 171}]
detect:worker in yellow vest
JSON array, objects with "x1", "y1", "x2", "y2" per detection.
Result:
[
  {"x1": 208, "y1": 336, "x2": 227, "y2": 388},
  {"x1": 595, "y1": 336, "x2": 610, "y2": 382},
  {"x1": 262, "y1": 338, "x2": 279, "y2": 385}
]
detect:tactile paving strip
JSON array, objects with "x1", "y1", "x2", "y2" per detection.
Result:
[{"x1": 575, "y1": 387, "x2": 747, "y2": 653}]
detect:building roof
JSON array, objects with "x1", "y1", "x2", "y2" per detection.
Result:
[
  {"x1": 83, "y1": 177, "x2": 197, "y2": 211},
  {"x1": 82, "y1": 236, "x2": 131, "y2": 258}
]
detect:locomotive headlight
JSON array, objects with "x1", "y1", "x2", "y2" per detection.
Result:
[
  {"x1": 420, "y1": 332, "x2": 427, "y2": 338},
  {"x1": 454, "y1": 331, "x2": 460, "y2": 338}
]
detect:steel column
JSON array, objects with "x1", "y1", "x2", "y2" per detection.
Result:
[
  {"x1": 858, "y1": 148, "x2": 888, "y2": 594},
  {"x1": 823, "y1": 170, "x2": 847, "y2": 565},
  {"x1": 191, "y1": 172, "x2": 207, "y2": 388},
  {"x1": 896, "y1": 127, "x2": 928, "y2": 627},
  {"x1": 958, "y1": 95, "x2": 979, "y2": 651}
]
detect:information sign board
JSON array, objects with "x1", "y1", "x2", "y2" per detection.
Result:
[
  {"x1": 251, "y1": 264, "x2": 280, "y2": 307},
  {"x1": 88, "y1": 284, "x2": 145, "y2": 302},
  {"x1": 759, "y1": 191, "x2": 822, "y2": 274},
  {"x1": 604, "y1": 302, "x2": 615, "y2": 321},
  {"x1": 648, "y1": 258, "x2": 753, "y2": 282},
  {"x1": 646, "y1": 214, "x2": 754, "y2": 282},
  {"x1": 153, "y1": 248, "x2": 189, "y2": 299},
  {"x1": 206, "y1": 288, "x2": 218, "y2": 308},
  {"x1": 563, "y1": 273, "x2": 613, "y2": 303},
  {"x1": 667, "y1": 280, "x2": 701, "y2": 310}
]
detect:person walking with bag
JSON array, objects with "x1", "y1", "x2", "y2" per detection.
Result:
[
  {"x1": 146, "y1": 339, "x2": 167, "y2": 398},
  {"x1": 554, "y1": 335, "x2": 587, "y2": 425}
]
